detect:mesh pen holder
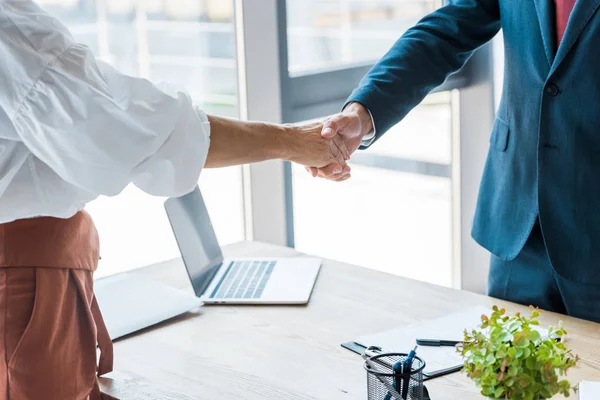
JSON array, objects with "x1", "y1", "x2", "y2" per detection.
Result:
[{"x1": 364, "y1": 353, "x2": 426, "y2": 400}]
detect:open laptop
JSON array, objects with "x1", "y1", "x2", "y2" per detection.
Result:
[
  {"x1": 164, "y1": 186, "x2": 322, "y2": 305},
  {"x1": 95, "y1": 186, "x2": 321, "y2": 340}
]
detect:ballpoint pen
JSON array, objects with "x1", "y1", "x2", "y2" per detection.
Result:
[
  {"x1": 400, "y1": 346, "x2": 418, "y2": 400},
  {"x1": 383, "y1": 346, "x2": 418, "y2": 400},
  {"x1": 383, "y1": 359, "x2": 402, "y2": 400}
]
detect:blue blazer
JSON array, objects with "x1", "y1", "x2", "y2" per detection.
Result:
[{"x1": 347, "y1": 0, "x2": 600, "y2": 283}]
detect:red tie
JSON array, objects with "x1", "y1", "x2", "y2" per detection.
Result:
[{"x1": 555, "y1": 0, "x2": 577, "y2": 44}]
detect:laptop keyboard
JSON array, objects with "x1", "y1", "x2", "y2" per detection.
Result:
[{"x1": 210, "y1": 260, "x2": 276, "y2": 299}]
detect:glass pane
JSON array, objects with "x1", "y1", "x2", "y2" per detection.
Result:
[
  {"x1": 367, "y1": 92, "x2": 452, "y2": 165},
  {"x1": 286, "y1": 0, "x2": 437, "y2": 73},
  {"x1": 292, "y1": 94, "x2": 453, "y2": 287},
  {"x1": 44, "y1": 0, "x2": 244, "y2": 277}
]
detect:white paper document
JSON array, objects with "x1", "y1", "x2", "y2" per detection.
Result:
[
  {"x1": 355, "y1": 306, "x2": 551, "y2": 376},
  {"x1": 579, "y1": 381, "x2": 600, "y2": 399},
  {"x1": 355, "y1": 306, "x2": 491, "y2": 375}
]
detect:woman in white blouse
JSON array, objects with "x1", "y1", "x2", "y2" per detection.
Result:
[{"x1": 0, "y1": 1, "x2": 349, "y2": 399}]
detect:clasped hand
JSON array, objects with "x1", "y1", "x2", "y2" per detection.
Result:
[{"x1": 294, "y1": 102, "x2": 372, "y2": 182}]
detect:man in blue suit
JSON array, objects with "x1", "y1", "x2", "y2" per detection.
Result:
[{"x1": 309, "y1": 0, "x2": 600, "y2": 322}]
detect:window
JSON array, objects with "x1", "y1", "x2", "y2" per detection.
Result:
[
  {"x1": 286, "y1": 0, "x2": 437, "y2": 72},
  {"x1": 284, "y1": 1, "x2": 457, "y2": 287},
  {"x1": 34, "y1": 0, "x2": 493, "y2": 290},
  {"x1": 43, "y1": 0, "x2": 244, "y2": 277},
  {"x1": 292, "y1": 93, "x2": 454, "y2": 287}
]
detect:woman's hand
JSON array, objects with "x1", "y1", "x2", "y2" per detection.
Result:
[{"x1": 281, "y1": 121, "x2": 350, "y2": 170}]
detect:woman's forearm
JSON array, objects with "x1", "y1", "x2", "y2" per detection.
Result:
[
  {"x1": 205, "y1": 115, "x2": 288, "y2": 168},
  {"x1": 204, "y1": 115, "x2": 348, "y2": 169}
]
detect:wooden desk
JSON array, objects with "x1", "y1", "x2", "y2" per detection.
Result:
[{"x1": 99, "y1": 242, "x2": 600, "y2": 400}]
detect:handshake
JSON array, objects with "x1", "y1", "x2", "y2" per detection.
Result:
[
  {"x1": 206, "y1": 102, "x2": 374, "y2": 181},
  {"x1": 282, "y1": 102, "x2": 374, "y2": 182}
]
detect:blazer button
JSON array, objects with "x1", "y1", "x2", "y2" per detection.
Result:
[{"x1": 546, "y1": 83, "x2": 560, "y2": 96}]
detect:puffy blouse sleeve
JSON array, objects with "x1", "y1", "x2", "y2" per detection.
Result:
[{"x1": 13, "y1": 42, "x2": 210, "y2": 197}]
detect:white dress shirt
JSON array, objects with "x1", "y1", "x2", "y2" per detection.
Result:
[
  {"x1": 360, "y1": 114, "x2": 377, "y2": 146},
  {"x1": 0, "y1": 0, "x2": 210, "y2": 223}
]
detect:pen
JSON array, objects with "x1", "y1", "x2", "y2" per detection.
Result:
[
  {"x1": 400, "y1": 346, "x2": 418, "y2": 400},
  {"x1": 416, "y1": 338, "x2": 461, "y2": 347},
  {"x1": 423, "y1": 364, "x2": 464, "y2": 379},
  {"x1": 383, "y1": 346, "x2": 418, "y2": 400}
]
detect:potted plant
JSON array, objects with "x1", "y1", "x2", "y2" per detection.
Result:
[{"x1": 459, "y1": 306, "x2": 579, "y2": 400}]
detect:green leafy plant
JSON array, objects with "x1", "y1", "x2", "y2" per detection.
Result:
[{"x1": 459, "y1": 306, "x2": 579, "y2": 400}]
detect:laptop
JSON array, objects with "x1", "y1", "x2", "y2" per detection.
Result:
[
  {"x1": 95, "y1": 186, "x2": 321, "y2": 340},
  {"x1": 164, "y1": 186, "x2": 322, "y2": 305}
]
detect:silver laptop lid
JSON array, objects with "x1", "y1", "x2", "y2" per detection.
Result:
[{"x1": 164, "y1": 186, "x2": 223, "y2": 297}]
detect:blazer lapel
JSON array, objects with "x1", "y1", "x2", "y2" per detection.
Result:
[
  {"x1": 533, "y1": 0, "x2": 557, "y2": 66},
  {"x1": 551, "y1": 0, "x2": 600, "y2": 73}
]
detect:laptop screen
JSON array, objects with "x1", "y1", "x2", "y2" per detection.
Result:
[{"x1": 164, "y1": 186, "x2": 224, "y2": 297}]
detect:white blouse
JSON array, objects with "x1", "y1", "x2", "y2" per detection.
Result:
[{"x1": 0, "y1": 0, "x2": 210, "y2": 223}]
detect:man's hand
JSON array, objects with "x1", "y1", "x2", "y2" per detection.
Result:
[
  {"x1": 282, "y1": 121, "x2": 350, "y2": 169},
  {"x1": 306, "y1": 102, "x2": 374, "y2": 182}
]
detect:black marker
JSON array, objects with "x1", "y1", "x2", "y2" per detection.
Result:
[{"x1": 416, "y1": 338, "x2": 461, "y2": 347}]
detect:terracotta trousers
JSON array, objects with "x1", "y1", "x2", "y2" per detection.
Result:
[{"x1": 0, "y1": 212, "x2": 113, "y2": 400}]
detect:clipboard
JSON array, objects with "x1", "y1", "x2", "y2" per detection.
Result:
[
  {"x1": 342, "y1": 306, "x2": 493, "y2": 380},
  {"x1": 341, "y1": 341, "x2": 464, "y2": 381}
]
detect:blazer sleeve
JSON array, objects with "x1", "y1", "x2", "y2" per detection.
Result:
[{"x1": 346, "y1": 0, "x2": 501, "y2": 147}]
